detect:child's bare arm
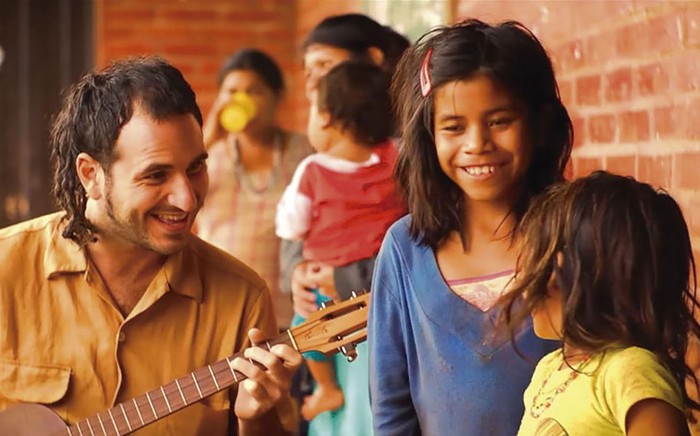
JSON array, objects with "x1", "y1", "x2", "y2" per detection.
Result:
[{"x1": 626, "y1": 399, "x2": 689, "y2": 436}]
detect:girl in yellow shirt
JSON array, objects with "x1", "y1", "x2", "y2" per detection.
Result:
[{"x1": 499, "y1": 171, "x2": 700, "y2": 436}]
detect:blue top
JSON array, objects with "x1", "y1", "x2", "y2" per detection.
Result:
[{"x1": 368, "y1": 216, "x2": 557, "y2": 436}]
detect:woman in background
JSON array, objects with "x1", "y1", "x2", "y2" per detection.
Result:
[{"x1": 196, "y1": 48, "x2": 312, "y2": 329}]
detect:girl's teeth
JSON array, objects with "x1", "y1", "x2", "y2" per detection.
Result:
[{"x1": 465, "y1": 165, "x2": 495, "y2": 175}]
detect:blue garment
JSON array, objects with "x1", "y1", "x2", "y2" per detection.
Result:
[
  {"x1": 292, "y1": 289, "x2": 333, "y2": 361},
  {"x1": 368, "y1": 216, "x2": 558, "y2": 436},
  {"x1": 293, "y1": 291, "x2": 373, "y2": 435}
]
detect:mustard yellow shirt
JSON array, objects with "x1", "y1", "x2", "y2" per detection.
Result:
[
  {"x1": 518, "y1": 347, "x2": 685, "y2": 436},
  {"x1": 0, "y1": 212, "x2": 278, "y2": 435}
]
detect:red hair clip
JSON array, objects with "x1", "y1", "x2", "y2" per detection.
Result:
[{"x1": 420, "y1": 48, "x2": 433, "y2": 97}]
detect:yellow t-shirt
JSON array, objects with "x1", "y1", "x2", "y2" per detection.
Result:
[
  {"x1": 0, "y1": 212, "x2": 281, "y2": 435},
  {"x1": 518, "y1": 347, "x2": 685, "y2": 436}
]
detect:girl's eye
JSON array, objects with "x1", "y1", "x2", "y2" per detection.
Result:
[
  {"x1": 442, "y1": 124, "x2": 464, "y2": 132},
  {"x1": 488, "y1": 117, "x2": 514, "y2": 129}
]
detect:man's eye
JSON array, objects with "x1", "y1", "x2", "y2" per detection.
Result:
[
  {"x1": 146, "y1": 172, "x2": 166, "y2": 181},
  {"x1": 188, "y1": 161, "x2": 206, "y2": 175}
]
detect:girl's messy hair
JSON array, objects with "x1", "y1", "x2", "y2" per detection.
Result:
[
  {"x1": 500, "y1": 170, "x2": 700, "y2": 411},
  {"x1": 393, "y1": 18, "x2": 572, "y2": 249}
]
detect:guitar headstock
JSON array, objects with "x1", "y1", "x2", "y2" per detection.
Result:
[{"x1": 289, "y1": 290, "x2": 370, "y2": 361}]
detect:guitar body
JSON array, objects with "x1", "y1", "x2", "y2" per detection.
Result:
[{"x1": 0, "y1": 404, "x2": 67, "y2": 435}]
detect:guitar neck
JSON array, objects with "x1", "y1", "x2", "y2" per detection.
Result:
[{"x1": 64, "y1": 332, "x2": 295, "y2": 436}]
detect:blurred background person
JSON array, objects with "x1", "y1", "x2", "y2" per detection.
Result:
[
  {"x1": 280, "y1": 13, "x2": 410, "y2": 436},
  {"x1": 196, "y1": 48, "x2": 312, "y2": 329}
]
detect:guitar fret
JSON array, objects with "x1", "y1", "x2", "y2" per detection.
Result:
[
  {"x1": 133, "y1": 398, "x2": 145, "y2": 425},
  {"x1": 146, "y1": 392, "x2": 158, "y2": 419},
  {"x1": 120, "y1": 403, "x2": 133, "y2": 432},
  {"x1": 175, "y1": 379, "x2": 187, "y2": 405},
  {"x1": 160, "y1": 386, "x2": 173, "y2": 413},
  {"x1": 108, "y1": 409, "x2": 119, "y2": 435},
  {"x1": 76, "y1": 421, "x2": 84, "y2": 436},
  {"x1": 97, "y1": 412, "x2": 107, "y2": 436},
  {"x1": 67, "y1": 426, "x2": 74, "y2": 436},
  {"x1": 191, "y1": 373, "x2": 203, "y2": 398},
  {"x1": 86, "y1": 417, "x2": 95, "y2": 436},
  {"x1": 265, "y1": 340, "x2": 271, "y2": 350},
  {"x1": 208, "y1": 365, "x2": 220, "y2": 390},
  {"x1": 226, "y1": 357, "x2": 239, "y2": 382}
]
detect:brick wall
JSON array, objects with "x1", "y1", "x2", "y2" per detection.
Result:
[
  {"x1": 95, "y1": 0, "x2": 700, "y2": 254},
  {"x1": 453, "y1": 0, "x2": 700, "y2": 259},
  {"x1": 95, "y1": 0, "x2": 299, "y2": 131}
]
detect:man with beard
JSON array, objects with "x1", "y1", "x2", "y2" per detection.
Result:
[{"x1": 0, "y1": 57, "x2": 301, "y2": 435}]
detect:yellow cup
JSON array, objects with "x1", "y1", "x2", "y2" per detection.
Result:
[{"x1": 219, "y1": 91, "x2": 257, "y2": 133}]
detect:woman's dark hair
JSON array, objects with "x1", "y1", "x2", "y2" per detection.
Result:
[
  {"x1": 217, "y1": 48, "x2": 285, "y2": 96},
  {"x1": 500, "y1": 170, "x2": 700, "y2": 413},
  {"x1": 50, "y1": 56, "x2": 202, "y2": 245},
  {"x1": 303, "y1": 13, "x2": 387, "y2": 57},
  {"x1": 303, "y1": 13, "x2": 408, "y2": 73},
  {"x1": 393, "y1": 19, "x2": 573, "y2": 249},
  {"x1": 316, "y1": 61, "x2": 392, "y2": 146}
]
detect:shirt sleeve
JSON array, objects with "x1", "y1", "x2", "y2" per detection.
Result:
[
  {"x1": 601, "y1": 347, "x2": 685, "y2": 431},
  {"x1": 368, "y1": 229, "x2": 422, "y2": 435},
  {"x1": 275, "y1": 160, "x2": 313, "y2": 241}
]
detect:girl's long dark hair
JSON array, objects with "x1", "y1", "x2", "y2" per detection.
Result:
[
  {"x1": 392, "y1": 19, "x2": 572, "y2": 249},
  {"x1": 500, "y1": 170, "x2": 700, "y2": 413}
]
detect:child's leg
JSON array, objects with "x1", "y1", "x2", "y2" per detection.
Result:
[
  {"x1": 301, "y1": 359, "x2": 345, "y2": 420},
  {"x1": 291, "y1": 289, "x2": 345, "y2": 420}
]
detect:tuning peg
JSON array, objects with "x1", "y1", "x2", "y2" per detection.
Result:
[
  {"x1": 350, "y1": 289, "x2": 367, "y2": 299},
  {"x1": 339, "y1": 343, "x2": 358, "y2": 362},
  {"x1": 320, "y1": 300, "x2": 335, "y2": 309}
]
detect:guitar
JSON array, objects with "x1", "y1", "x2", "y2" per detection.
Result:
[{"x1": 0, "y1": 291, "x2": 370, "y2": 436}]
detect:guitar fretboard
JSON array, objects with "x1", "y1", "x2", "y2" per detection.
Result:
[{"x1": 63, "y1": 334, "x2": 293, "y2": 436}]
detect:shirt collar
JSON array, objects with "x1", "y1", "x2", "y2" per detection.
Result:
[
  {"x1": 44, "y1": 219, "x2": 88, "y2": 279},
  {"x1": 45, "y1": 220, "x2": 203, "y2": 303}
]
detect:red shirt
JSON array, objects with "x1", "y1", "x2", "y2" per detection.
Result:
[{"x1": 276, "y1": 141, "x2": 405, "y2": 266}]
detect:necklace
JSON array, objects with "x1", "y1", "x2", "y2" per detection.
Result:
[
  {"x1": 232, "y1": 131, "x2": 282, "y2": 195},
  {"x1": 529, "y1": 353, "x2": 590, "y2": 418}
]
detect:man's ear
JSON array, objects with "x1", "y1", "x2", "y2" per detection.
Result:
[
  {"x1": 367, "y1": 46, "x2": 385, "y2": 67},
  {"x1": 76, "y1": 152, "x2": 104, "y2": 200}
]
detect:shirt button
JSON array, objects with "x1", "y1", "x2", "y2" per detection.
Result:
[{"x1": 118, "y1": 332, "x2": 126, "y2": 343}]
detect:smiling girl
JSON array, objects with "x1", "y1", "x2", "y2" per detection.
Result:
[{"x1": 368, "y1": 19, "x2": 573, "y2": 435}]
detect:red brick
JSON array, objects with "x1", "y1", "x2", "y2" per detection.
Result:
[
  {"x1": 653, "y1": 106, "x2": 682, "y2": 140},
  {"x1": 686, "y1": 9, "x2": 700, "y2": 46},
  {"x1": 605, "y1": 68, "x2": 633, "y2": 102},
  {"x1": 637, "y1": 155, "x2": 672, "y2": 189},
  {"x1": 160, "y1": 10, "x2": 218, "y2": 22},
  {"x1": 605, "y1": 156, "x2": 636, "y2": 177},
  {"x1": 558, "y1": 80, "x2": 573, "y2": 106},
  {"x1": 686, "y1": 98, "x2": 700, "y2": 140},
  {"x1": 553, "y1": 39, "x2": 585, "y2": 71},
  {"x1": 164, "y1": 44, "x2": 218, "y2": 57},
  {"x1": 618, "y1": 110, "x2": 650, "y2": 142},
  {"x1": 636, "y1": 63, "x2": 670, "y2": 97},
  {"x1": 676, "y1": 153, "x2": 700, "y2": 190},
  {"x1": 588, "y1": 114, "x2": 616, "y2": 143},
  {"x1": 575, "y1": 75, "x2": 601, "y2": 106},
  {"x1": 571, "y1": 116, "x2": 586, "y2": 148},
  {"x1": 583, "y1": 30, "x2": 617, "y2": 67},
  {"x1": 572, "y1": 157, "x2": 603, "y2": 178},
  {"x1": 675, "y1": 52, "x2": 700, "y2": 92},
  {"x1": 616, "y1": 15, "x2": 682, "y2": 57}
]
